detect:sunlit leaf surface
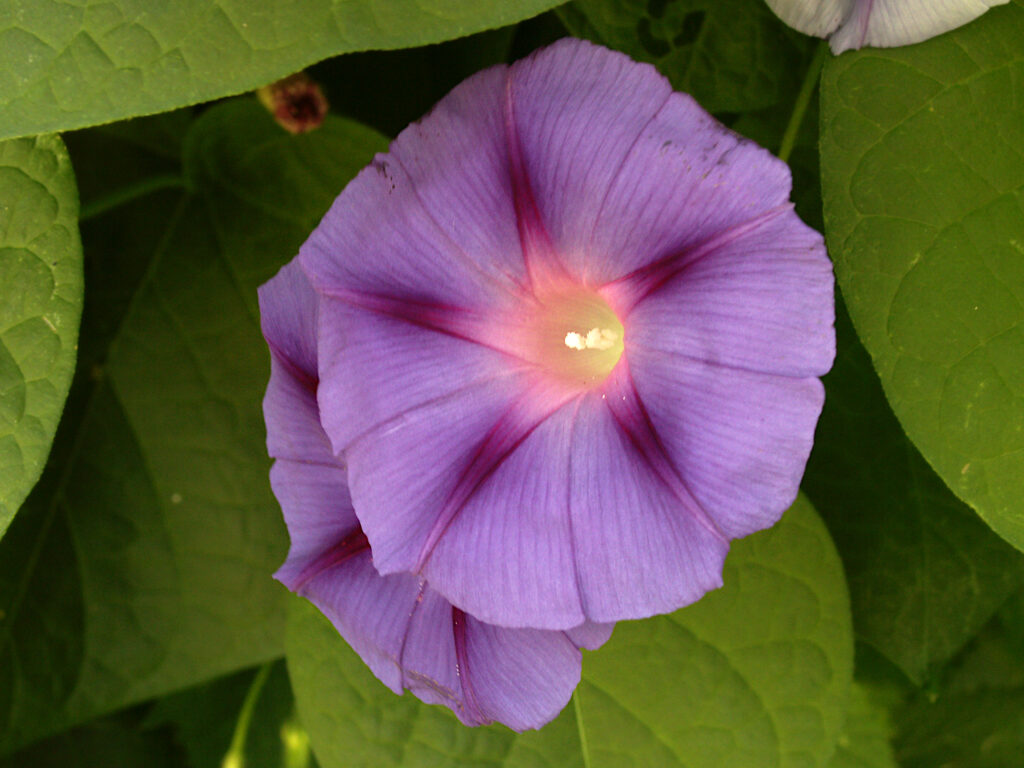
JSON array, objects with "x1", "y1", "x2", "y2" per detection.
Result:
[
  {"x1": 0, "y1": 135, "x2": 81, "y2": 538},
  {"x1": 0, "y1": 0, "x2": 562, "y2": 140},
  {"x1": 820, "y1": 0, "x2": 1024, "y2": 550}
]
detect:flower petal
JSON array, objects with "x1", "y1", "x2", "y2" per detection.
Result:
[
  {"x1": 584, "y1": 109, "x2": 792, "y2": 287},
  {"x1": 258, "y1": 260, "x2": 319, "y2": 380},
  {"x1": 508, "y1": 39, "x2": 793, "y2": 286},
  {"x1": 313, "y1": 288, "x2": 534, "y2": 457},
  {"x1": 420, "y1": 369, "x2": 732, "y2": 627},
  {"x1": 271, "y1": 459, "x2": 356, "y2": 590},
  {"x1": 259, "y1": 262, "x2": 333, "y2": 463},
  {"x1": 273, "y1": 429, "x2": 590, "y2": 730},
  {"x1": 263, "y1": 356, "x2": 331, "y2": 463},
  {"x1": 343, "y1": 367, "x2": 588, "y2": 628},
  {"x1": 564, "y1": 620, "x2": 615, "y2": 650},
  {"x1": 458, "y1": 613, "x2": 583, "y2": 731},
  {"x1": 299, "y1": 548, "x2": 421, "y2": 696},
  {"x1": 568, "y1": 370, "x2": 730, "y2": 623},
  {"x1": 271, "y1": 444, "x2": 594, "y2": 731},
  {"x1": 345, "y1": 350, "x2": 735, "y2": 627},
  {"x1": 627, "y1": 344, "x2": 825, "y2": 539},
  {"x1": 418, "y1": 403, "x2": 586, "y2": 629},
  {"x1": 386, "y1": 64, "x2": 541, "y2": 294},
  {"x1": 304, "y1": 555, "x2": 587, "y2": 730},
  {"x1": 613, "y1": 206, "x2": 835, "y2": 378},
  {"x1": 764, "y1": 0, "x2": 850, "y2": 38},
  {"x1": 829, "y1": 0, "x2": 1009, "y2": 53},
  {"x1": 264, "y1": 221, "x2": 604, "y2": 731},
  {"x1": 507, "y1": 38, "x2": 671, "y2": 284},
  {"x1": 299, "y1": 68, "x2": 531, "y2": 312}
]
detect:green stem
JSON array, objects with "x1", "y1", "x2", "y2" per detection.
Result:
[
  {"x1": 222, "y1": 662, "x2": 274, "y2": 768},
  {"x1": 778, "y1": 41, "x2": 829, "y2": 164},
  {"x1": 78, "y1": 174, "x2": 185, "y2": 222},
  {"x1": 573, "y1": 690, "x2": 592, "y2": 768}
]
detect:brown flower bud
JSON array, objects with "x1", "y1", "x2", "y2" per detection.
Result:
[{"x1": 257, "y1": 72, "x2": 329, "y2": 134}]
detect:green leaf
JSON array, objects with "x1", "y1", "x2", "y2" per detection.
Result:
[
  {"x1": 0, "y1": 101, "x2": 387, "y2": 752},
  {"x1": 893, "y1": 592, "x2": 1024, "y2": 767},
  {"x1": 68, "y1": 110, "x2": 192, "y2": 223},
  {"x1": 997, "y1": 584, "x2": 1024, "y2": 652},
  {"x1": 940, "y1": 621, "x2": 1024, "y2": 697},
  {"x1": 287, "y1": 496, "x2": 853, "y2": 768},
  {"x1": 803, "y1": 299, "x2": 1024, "y2": 683},
  {"x1": 898, "y1": 688, "x2": 1024, "y2": 768},
  {"x1": 826, "y1": 683, "x2": 896, "y2": 768},
  {"x1": 819, "y1": 0, "x2": 1024, "y2": 550},
  {"x1": 0, "y1": 0, "x2": 563, "y2": 141},
  {"x1": 0, "y1": 135, "x2": 82, "y2": 538},
  {"x1": 558, "y1": 0, "x2": 813, "y2": 113},
  {"x1": 576, "y1": 496, "x2": 852, "y2": 768}
]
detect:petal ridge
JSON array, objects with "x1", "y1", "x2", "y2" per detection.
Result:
[
  {"x1": 603, "y1": 364, "x2": 729, "y2": 546},
  {"x1": 414, "y1": 383, "x2": 580, "y2": 572},
  {"x1": 265, "y1": 338, "x2": 318, "y2": 393},
  {"x1": 583, "y1": 89, "x2": 673, "y2": 282},
  {"x1": 388, "y1": 148, "x2": 529, "y2": 298},
  {"x1": 395, "y1": 578, "x2": 431, "y2": 696},
  {"x1": 627, "y1": 342, "x2": 821, "y2": 381},
  {"x1": 564, "y1": 399, "x2": 590, "y2": 618},
  {"x1": 606, "y1": 203, "x2": 793, "y2": 312},
  {"x1": 452, "y1": 607, "x2": 489, "y2": 726},
  {"x1": 320, "y1": 288, "x2": 520, "y2": 360},
  {"x1": 343, "y1": 370, "x2": 526, "y2": 457},
  {"x1": 292, "y1": 528, "x2": 371, "y2": 591},
  {"x1": 567, "y1": 387, "x2": 729, "y2": 621},
  {"x1": 503, "y1": 68, "x2": 564, "y2": 287},
  {"x1": 314, "y1": 296, "x2": 530, "y2": 459}
]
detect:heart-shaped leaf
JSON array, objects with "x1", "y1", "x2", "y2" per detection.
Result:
[
  {"x1": 820, "y1": 0, "x2": 1024, "y2": 550},
  {"x1": 0, "y1": 135, "x2": 82, "y2": 539}
]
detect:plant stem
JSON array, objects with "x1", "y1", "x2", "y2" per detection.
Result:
[
  {"x1": 778, "y1": 41, "x2": 829, "y2": 164},
  {"x1": 78, "y1": 174, "x2": 185, "y2": 222},
  {"x1": 573, "y1": 690, "x2": 592, "y2": 768},
  {"x1": 222, "y1": 662, "x2": 274, "y2": 768}
]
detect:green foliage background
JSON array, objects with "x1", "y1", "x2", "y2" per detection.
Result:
[{"x1": 0, "y1": 1, "x2": 1021, "y2": 766}]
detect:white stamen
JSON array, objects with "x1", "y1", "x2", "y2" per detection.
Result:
[{"x1": 564, "y1": 327, "x2": 618, "y2": 351}]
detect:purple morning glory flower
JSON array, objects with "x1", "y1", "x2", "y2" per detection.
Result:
[
  {"x1": 268, "y1": 39, "x2": 832, "y2": 642},
  {"x1": 290, "y1": 38, "x2": 835, "y2": 632},
  {"x1": 765, "y1": 0, "x2": 1008, "y2": 53},
  {"x1": 261, "y1": 262, "x2": 611, "y2": 731}
]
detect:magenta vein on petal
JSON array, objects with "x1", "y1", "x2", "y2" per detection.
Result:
[
  {"x1": 413, "y1": 384, "x2": 580, "y2": 573},
  {"x1": 607, "y1": 202, "x2": 794, "y2": 312},
  {"x1": 292, "y1": 527, "x2": 371, "y2": 591},
  {"x1": 604, "y1": 364, "x2": 729, "y2": 545}
]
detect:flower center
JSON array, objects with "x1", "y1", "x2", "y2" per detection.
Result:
[{"x1": 529, "y1": 290, "x2": 624, "y2": 387}]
